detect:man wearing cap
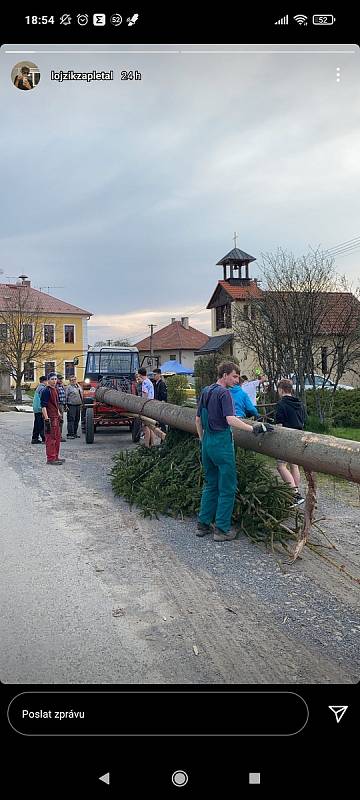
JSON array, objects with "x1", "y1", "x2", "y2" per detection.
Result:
[
  {"x1": 66, "y1": 375, "x2": 83, "y2": 439},
  {"x1": 40, "y1": 374, "x2": 65, "y2": 465},
  {"x1": 56, "y1": 374, "x2": 67, "y2": 442}
]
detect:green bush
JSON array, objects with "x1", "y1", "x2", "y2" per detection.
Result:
[
  {"x1": 305, "y1": 414, "x2": 332, "y2": 434},
  {"x1": 305, "y1": 389, "x2": 360, "y2": 428},
  {"x1": 166, "y1": 375, "x2": 188, "y2": 406},
  {"x1": 194, "y1": 353, "x2": 239, "y2": 399}
]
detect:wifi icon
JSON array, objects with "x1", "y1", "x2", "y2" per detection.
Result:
[{"x1": 294, "y1": 14, "x2": 308, "y2": 25}]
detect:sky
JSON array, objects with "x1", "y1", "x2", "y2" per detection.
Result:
[{"x1": 0, "y1": 43, "x2": 359, "y2": 343}]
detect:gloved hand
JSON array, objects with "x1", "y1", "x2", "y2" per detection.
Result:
[
  {"x1": 44, "y1": 419, "x2": 51, "y2": 434},
  {"x1": 253, "y1": 422, "x2": 274, "y2": 436}
]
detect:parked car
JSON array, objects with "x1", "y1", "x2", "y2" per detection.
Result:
[{"x1": 291, "y1": 374, "x2": 354, "y2": 391}]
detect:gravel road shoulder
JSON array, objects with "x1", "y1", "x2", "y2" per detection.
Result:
[{"x1": 1, "y1": 410, "x2": 359, "y2": 684}]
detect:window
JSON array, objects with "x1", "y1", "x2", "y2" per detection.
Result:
[
  {"x1": 44, "y1": 324, "x2": 55, "y2": 343},
  {"x1": 85, "y1": 351, "x2": 139, "y2": 376},
  {"x1": 64, "y1": 325, "x2": 75, "y2": 343},
  {"x1": 44, "y1": 361, "x2": 56, "y2": 376},
  {"x1": 169, "y1": 354, "x2": 176, "y2": 360},
  {"x1": 64, "y1": 361, "x2": 75, "y2": 380},
  {"x1": 0, "y1": 323, "x2": 7, "y2": 340},
  {"x1": 22, "y1": 324, "x2": 33, "y2": 343},
  {"x1": 215, "y1": 303, "x2": 231, "y2": 330},
  {"x1": 321, "y1": 347, "x2": 328, "y2": 374},
  {"x1": 23, "y1": 362, "x2": 35, "y2": 381}
]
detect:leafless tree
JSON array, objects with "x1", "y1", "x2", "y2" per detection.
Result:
[
  {"x1": 233, "y1": 247, "x2": 360, "y2": 405},
  {"x1": 0, "y1": 285, "x2": 53, "y2": 402}
]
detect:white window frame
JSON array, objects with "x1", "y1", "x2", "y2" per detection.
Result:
[
  {"x1": 22, "y1": 322, "x2": 34, "y2": 343},
  {"x1": 43, "y1": 360, "x2": 56, "y2": 377},
  {"x1": 64, "y1": 361, "x2": 76, "y2": 380},
  {"x1": 63, "y1": 323, "x2": 76, "y2": 344},
  {"x1": 43, "y1": 323, "x2": 56, "y2": 344},
  {"x1": 22, "y1": 360, "x2": 36, "y2": 383}
]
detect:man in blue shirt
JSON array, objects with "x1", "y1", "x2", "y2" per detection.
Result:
[
  {"x1": 195, "y1": 362, "x2": 270, "y2": 542},
  {"x1": 229, "y1": 373, "x2": 260, "y2": 419}
]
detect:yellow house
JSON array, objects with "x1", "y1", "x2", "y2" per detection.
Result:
[{"x1": 0, "y1": 276, "x2": 92, "y2": 388}]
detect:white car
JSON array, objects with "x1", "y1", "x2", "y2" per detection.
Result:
[{"x1": 291, "y1": 374, "x2": 354, "y2": 391}]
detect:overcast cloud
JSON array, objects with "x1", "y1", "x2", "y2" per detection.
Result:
[{"x1": 1, "y1": 44, "x2": 359, "y2": 342}]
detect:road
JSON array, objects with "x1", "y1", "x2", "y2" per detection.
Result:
[{"x1": 1, "y1": 409, "x2": 359, "y2": 684}]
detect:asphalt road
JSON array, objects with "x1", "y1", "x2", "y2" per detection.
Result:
[{"x1": 1, "y1": 409, "x2": 359, "y2": 684}]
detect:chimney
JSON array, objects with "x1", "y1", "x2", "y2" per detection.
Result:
[
  {"x1": 181, "y1": 317, "x2": 189, "y2": 329},
  {"x1": 18, "y1": 274, "x2": 31, "y2": 286},
  {"x1": 171, "y1": 317, "x2": 176, "y2": 324}
]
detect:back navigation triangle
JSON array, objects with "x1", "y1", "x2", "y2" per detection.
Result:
[{"x1": 328, "y1": 705, "x2": 348, "y2": 723}]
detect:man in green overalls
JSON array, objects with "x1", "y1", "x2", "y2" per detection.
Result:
[{"x1": 195, "y1": 361, "x2": 271, "y2": 542}]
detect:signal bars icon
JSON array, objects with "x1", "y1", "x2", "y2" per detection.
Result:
[{"x1": 275, "y1": 14, "x2": 289, "y2": 25}]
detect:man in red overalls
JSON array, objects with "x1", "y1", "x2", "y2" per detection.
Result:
[{"x1": 40, "y1": 373, "x2": 65, "y2": 465}]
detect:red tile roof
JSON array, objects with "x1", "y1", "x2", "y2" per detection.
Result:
[
  {"x1": 267, "y1": 291, "x2": 360, "y2": 334},
  {"x1": 135, "y1": 321, "x2": 209, "y2": 351},
  {"x1": 207, "y1": 280, "x2": 264, "y2": 308},
  {"x1": 218, "y1": 280, "x2": 264, "y2": 300},
  {"x1": 0, "y1": 283, "x2": 92, "y2": 316}
]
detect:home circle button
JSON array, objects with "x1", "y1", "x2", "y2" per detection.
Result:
[{"x1": 172, "y1": 770, "x2": 189, "y2": 787}]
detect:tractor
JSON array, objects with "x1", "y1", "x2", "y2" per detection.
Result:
[{"x1": 79, "y1": 346, "x2": 142, "y2": 443}]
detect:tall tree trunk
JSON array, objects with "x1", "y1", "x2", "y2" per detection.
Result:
[{"x1": 15, "y1": 373, "x2": 22, "y2": 403}]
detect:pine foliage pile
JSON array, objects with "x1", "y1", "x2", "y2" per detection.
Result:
[{"x1": 111, "y1": 429, "x2": 295, "y2": 542}]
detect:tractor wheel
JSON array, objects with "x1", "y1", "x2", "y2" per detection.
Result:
[
  {"x1": 131, "y1": 417, "x2": 141, "y2": 443},
  {"x1": 85, "y1": 407, "x2": 95, "y2": 444}
]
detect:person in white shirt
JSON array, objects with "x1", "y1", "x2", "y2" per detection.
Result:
[
  {"x1": 138, "y1": 367, "x2": 155, "y2": 447},
  {"x1": 240, "y1": 373, "x2": 266, "y2": 406}
]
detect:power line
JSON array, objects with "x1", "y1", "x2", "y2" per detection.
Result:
[{"x1": 326, "y1": 234, "x2": 360, "y2": 252}]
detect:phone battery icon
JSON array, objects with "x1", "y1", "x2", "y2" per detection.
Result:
[{"x1": 312, "y1": 14, "x2": 336, "y2": 25}]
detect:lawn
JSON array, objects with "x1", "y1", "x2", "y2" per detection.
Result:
[{"x1": 330, "y1": 427, "x2": 360, "y2": 441}]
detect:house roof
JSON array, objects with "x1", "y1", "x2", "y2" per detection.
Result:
[
  {"x1": 207, "y1": 280, "x2": 264, "y2": 308},
  {"x1": 267, "y1": 291, "x2": 360, "y2": 335},
  {"x1": 216, "y1": 248, "x2": 256, "y2": 265},
  {"x1": 134, "y1": 320, "x2": 209, "y2": 351},
  {"x1": 0, "y1": 283, "x2": 92, "y2": 316},
  {"x1": 195, "y1": 333, "x2": 233, "y2": 354}
]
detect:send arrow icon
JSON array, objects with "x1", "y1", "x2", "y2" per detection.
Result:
[
  {"x1": 99, "y1": 773, "x2": 110, "y2": 785},
  {"x1": 329, "y1": 706, "x2": 348, "y2": 723}
]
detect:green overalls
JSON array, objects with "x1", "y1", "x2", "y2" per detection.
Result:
[{"x1": 198, "y1": 386, "x2": 237, "y2": 533}]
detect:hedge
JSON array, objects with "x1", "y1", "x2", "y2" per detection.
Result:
[{"x1": 304, "y1": 388, "x2": 360, "y2": 428}]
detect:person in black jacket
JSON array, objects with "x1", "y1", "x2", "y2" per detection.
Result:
[
  {"x1": 275, "y1": 378, "x2": 306, "y2": 506},
  {"x1": 153, "y1": 368, "x2": 167, "y2": 432}
]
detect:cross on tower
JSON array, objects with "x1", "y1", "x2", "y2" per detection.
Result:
[{"x1": 233, "y1": 231, "x2": 239, "y2": 248}]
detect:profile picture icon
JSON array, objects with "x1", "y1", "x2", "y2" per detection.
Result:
[{"x1": 12, "y1": 61, "x2": 40, "y2": 91}]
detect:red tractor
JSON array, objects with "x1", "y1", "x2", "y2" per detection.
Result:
[{"x1": 80, "y1": 347, "x2": 142, "y2": 443}]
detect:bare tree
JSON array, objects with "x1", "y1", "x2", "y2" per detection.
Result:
[
  {"x1": 0, "y1": 285, "x2": 54, "y2": 402},
  {"x1": 233, "y1": 247, "x2": 360, "y2": 406}
]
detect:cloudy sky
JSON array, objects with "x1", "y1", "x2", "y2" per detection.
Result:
[{"x1": 1, "y1": 43, "x2": 359, "y2": 343}]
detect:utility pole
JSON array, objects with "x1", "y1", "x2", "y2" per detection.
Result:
[{"x1": 148, "y1": 324, "x2": 157, "y2": 357}]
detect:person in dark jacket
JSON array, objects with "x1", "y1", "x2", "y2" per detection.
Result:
[
  {"x1": 275, "y1": 378, "x2": 306, "y2": 505},
  {"x1": 153, "y1": 368, "x2": 167, "y2": 433},
  {"x1": 31, "y1": 375, "x2": 47, "y2": 443}
]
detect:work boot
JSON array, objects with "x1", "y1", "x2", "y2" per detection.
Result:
[
  {"x1": 213, "y1": 528, "x2": 237, "y2": 542},
  {"x1": 196, "y1": 521, "x2": 212, "y2": 537}
]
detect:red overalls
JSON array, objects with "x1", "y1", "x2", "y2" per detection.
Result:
[{"x1": 44, "y1": 386, "x2": 61, "y2": 462}]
